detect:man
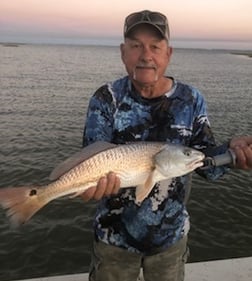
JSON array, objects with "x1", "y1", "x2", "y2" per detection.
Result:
[{"x1": 81, "y1": 10, "x2": 252, "y2": 281}]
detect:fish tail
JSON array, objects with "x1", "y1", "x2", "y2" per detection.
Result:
[{"x1": 0, "y1": 186, "x2": 47, "y2": 227}]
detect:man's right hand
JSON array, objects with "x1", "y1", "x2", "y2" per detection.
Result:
[{"x1": 79, "y1": 172, "x2": 121, "y2": 202}]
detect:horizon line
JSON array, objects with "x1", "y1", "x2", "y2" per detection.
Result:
[{"x1": 0, "y1": 37, "x2": 251, "y2": 51}]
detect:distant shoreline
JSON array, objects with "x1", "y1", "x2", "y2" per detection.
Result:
[
  {"x1": 231, "y1": 51, "x2": 252, "y2": 58},
  {"x1": 0, "y1": 42, "x2": 26, "y2": 47},
  {"x1": 1, "y1": 42, "x2": 251, "y2": 57}
]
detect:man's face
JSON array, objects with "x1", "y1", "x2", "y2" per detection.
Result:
[{"x1": 120, "y1": 25, "x2": 172, "y2": 87}]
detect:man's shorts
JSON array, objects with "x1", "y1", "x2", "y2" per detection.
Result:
[{"x1": 89, "y1": 236, "x2": 189, "y2": 281}]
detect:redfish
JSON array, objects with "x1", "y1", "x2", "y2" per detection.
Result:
[{"x1": 0, "y1": 141, "x2": 204, "y2": 226}]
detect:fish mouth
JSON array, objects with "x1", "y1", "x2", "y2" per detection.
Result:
[{"x1": 187, "y1": 157, "x2": 205, "y2": 169}]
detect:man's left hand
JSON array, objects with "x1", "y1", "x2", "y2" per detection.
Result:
[{"x1": 230, "y1": 136, "x2": 252, "y2": 170}]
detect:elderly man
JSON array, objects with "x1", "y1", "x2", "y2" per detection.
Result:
[{"x1": 82, "y1": 10, "x2": 252, "y2": 281}]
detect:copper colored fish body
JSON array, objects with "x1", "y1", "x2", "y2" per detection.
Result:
[{"x1": 0, "y1": 142, "x2": 204, "y2": 226}]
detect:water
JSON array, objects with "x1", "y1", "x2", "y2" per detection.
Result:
[{"x1": 0, "y1": 44, "x2": 252, "y2": 281}]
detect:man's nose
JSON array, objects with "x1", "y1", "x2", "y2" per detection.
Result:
[{"x1": 140, "y1": 46, "x2": 153, "y2": 61}]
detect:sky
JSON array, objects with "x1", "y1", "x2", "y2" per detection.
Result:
[{"x1": 1, "y1": 0, "x2": 252, "y2": 49}]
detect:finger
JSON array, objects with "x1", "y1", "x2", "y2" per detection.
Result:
[
  {"x1": 233, "y1": 147, "x2": 248, "y2": 170},
  {"x1": 112, "y1": 176, "x2": 121, "y2": 195},
  {"x1": 93, "y1": 177, "x2": 107, "y2": 200},
  {"x1": 244, "y1": 136, "x2": 252, "y2": 145},
  {"x1": 80, "y1": 186, "x2": 97, "y2": 202},
  {"x1": 104, "y1": 172, "x2": 117, "y2": 196},
  {"x1": 244, "y1": 145, "x2": 252, "y2": 168}
]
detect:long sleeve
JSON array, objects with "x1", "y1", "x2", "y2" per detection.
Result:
[
  {"x1": 83, "y1": 85, "x2": 115, "y2": 147},
  {"x1": 189, "y1": 89, "x2": 230, "y2": 180}
]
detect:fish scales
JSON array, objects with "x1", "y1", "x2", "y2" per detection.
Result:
[
  {"x1": 0, "y1": 141, "x2": 204, "y2": 226},
  {"x1": 49, "y1": 142, "x2": 164, "y2": 196}
]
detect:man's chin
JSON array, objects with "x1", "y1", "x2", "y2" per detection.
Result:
[{"x1": 132, "y1": 74, "x2": 158, "y2": 84}]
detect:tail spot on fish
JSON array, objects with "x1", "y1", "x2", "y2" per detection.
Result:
[{"x1": 29, "y1": 189, "x2": 37, "y2": 196}]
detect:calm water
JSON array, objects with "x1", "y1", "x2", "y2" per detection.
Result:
[{"x1": 0, "y1": 44, "x2": 252, "y2": 281}]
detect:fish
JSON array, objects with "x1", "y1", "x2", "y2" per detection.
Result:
[{"x1": 0, "y1": 141, "x2": 204, "y2": 226}]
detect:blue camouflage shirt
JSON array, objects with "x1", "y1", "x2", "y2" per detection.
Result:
[{"x1": 83, "y1": 76, "x2": 229, "y2": 255}]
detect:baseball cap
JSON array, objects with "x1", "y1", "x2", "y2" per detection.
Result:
[{"x1": 124, "y1": 10, "x2": 170, "y2": 41}]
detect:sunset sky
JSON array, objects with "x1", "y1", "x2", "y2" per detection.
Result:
[{"x1": 1, "y1": 0, "x2": 252, "y2": 49}]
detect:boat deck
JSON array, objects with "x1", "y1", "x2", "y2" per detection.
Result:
[{"x1": 16, "y1": 256, "x2": 252, "y2": 281}]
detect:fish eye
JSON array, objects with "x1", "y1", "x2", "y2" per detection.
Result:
[{"x1": 183, "y1": 149, "x2": 192, "y2": 156}]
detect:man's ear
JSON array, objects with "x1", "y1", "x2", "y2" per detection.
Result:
[
  {"x1": 120, "y1": 43, "x2": 126, "y2": 63},
  {"x1": 167, "y1": 46, "x2": 173, "y2": 57},
  {"x1": 166, "y1": 46, "x2": 173, "y2": 63}
]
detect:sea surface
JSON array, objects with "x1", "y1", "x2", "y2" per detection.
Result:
[{"x1": 0, "y1": 44, "x2": 251, "y2": 281}]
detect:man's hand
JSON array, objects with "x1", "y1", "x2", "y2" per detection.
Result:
[
  {"x1": 230, "y1": 136, "x2": 252, "y2": 170},
  {"x1": 79, "y1": 172, "x2": 121, "y2": 202}
]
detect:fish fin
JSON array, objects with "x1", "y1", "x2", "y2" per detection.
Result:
[
  {"x1": 135, "y1": 168, "x2": 168, "y2": 203},
  {"x1": 135, "y1": 170, "x2": 158, "y2": 203},
  {"x1": 49, "y1": 141, "x2": 118, "y2": 180},
  {"x1": 135, "y1": 184, "x2": 148, "y2": 204},
  {"x1": 0, "y1": 186, "x2": 47, "y2": 227}
]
